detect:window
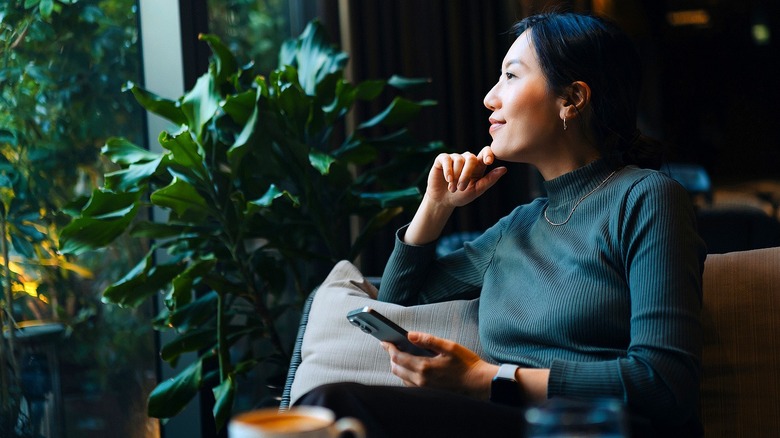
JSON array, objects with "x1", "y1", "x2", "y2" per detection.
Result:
[{"x1": 0, "y1": 1, "x2": 156, "y2": 437}]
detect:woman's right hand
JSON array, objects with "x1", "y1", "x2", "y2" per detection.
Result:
[
  {"x1": 426, "y1": 146, "x2": 507, "y2": 208},
  {"x1": 403, "y1": 146, "x2": 506, "y2": 245}
]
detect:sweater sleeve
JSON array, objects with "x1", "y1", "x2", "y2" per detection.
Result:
[
  {"x1": 547, "y1": 173, "x2": 706, "y2": 427},
  {"x1": 378, "y1": 214, "x2": 512, "y2": 305}
]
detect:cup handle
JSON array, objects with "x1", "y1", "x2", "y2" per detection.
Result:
[{"x1": 332, "y1": 416, "x2": 366, "y2": 438}]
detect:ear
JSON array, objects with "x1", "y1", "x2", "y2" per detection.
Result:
[{"x1": 559, "y1": 81, "x2": 591, "y2": 122}]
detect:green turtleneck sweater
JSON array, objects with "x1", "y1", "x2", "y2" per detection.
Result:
[{"x1": 378, "y1": 160, "x2": 707, "y2": 429}]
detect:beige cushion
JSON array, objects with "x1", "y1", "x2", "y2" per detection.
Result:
[
  {"x1": 699, "y1": 247, "x2": 780, "y2": 437},
  {"x1": 288, "y1": 260, "x2": 484, "y2": 405}
]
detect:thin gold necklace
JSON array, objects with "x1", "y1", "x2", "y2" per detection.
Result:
[{"x1": 543, "y1": 170, "x2": 618, "y2": 226}]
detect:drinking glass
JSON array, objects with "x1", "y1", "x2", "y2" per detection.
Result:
[{"x1": 524, "y1": 398, "x2": 629, "y2": 437}]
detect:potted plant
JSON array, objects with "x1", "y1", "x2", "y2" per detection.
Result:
[{"x1": 60, "y1": 20, "x2": 443, "y2": 430}]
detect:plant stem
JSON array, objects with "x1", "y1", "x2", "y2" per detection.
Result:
[
  {"x1": 230, "y1": 243, "x2": 286, "y2": 357},
  {"x1": 216, "y1": 293, "x2": 229, "y2": 381},
  {"x1": 219, "y1": 190, "x2": 288, "y2": 358},
  {"x1": 0, "y1": 213, "x2": 19, "y2": 383}
]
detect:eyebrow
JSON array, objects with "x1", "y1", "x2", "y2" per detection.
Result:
[
  {"x1": 503, "y1": 59, "x2": 520, "y2": 69},
  {"x1": 502, "y1": 58, "x2": 527, "y2": 72}
]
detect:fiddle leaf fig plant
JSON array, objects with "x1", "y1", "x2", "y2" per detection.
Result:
[{"x1": 60, "y1": 20, "x2": 443, "y2": 430}]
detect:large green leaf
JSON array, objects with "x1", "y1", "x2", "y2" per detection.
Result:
[
  {"x1": 222, "y1": 88, "x2": 258, "y2": 127},
  {"x1": 309, "y1": 150, "x2": 335, "y2": 175},
  {"x1": 125, "y1": 81, "x2": 187, "y2": 126},
  {"x1": 169, "y1": 257, "x2": 217, "y2": 308},
  {"x1": 388, "y1": 75, "x2": 432, "y2": 92},
  {"x1": 103, "y1": 254, "x2": 183, "y2": 308},
  {"x1": 102, "y1": 137, "x2": 160, "y2": 165},
  {"x1": 79, "y1": 189, "x2": 141, "y2": 218},
  {"x1": 150, "y1": 176, "x2": 210, "y2": 218},
  {"x1": 160, "y1": 328, "x2": 216, "y2": 363},
  {"x1": 104, "y1": 157, "x2": 162, "y2": 192},
  {"x1": 276, "y1": 74, "x2": 311, "y2": 124},
  {"x1": 358, "y1": 97, "x2": 436, "y2": 129},
  {"x1": 353, "y1": 79, "x2": 386, "y2": 101},
  {"x1": 227, "y1": 87, "x2": 262, "y2": 173},
  {"x1": 199, "y1": 33, "x2": 238, "y2": 86},
  {"x1": 246, "y1": 184, "x2": 300, "y2": 217},
  {"x1": 59, "y1": 214, "x2": 137, "y2": 255},
  {"x1": 148, "y1": 358, "x2": 203, "y2": 419},
  {"x1": 357, "y1": 187, "x2": 421, "y2": 208},
  {"x1": 39, "y1": 0, "x2": 53, "y2": 19},
  {"x1": 11, "y1": 220, "x2": 46, "y2": 242},
  {"x1": 181, "y1": 73, "x2": 221, "y2": 140},
  {"x1": 280, "y1": 20, "x2": 348, "y2": 95},
  {"x1": 212, "y1": 376, "x2": 235, "y2": 431},
  {"x1": 59, "y1": 190, "x2": 142, "y2": 255},
  {"x1": 322, "y1": 80, "x2": 353, "y2": 121},
  {"x1": 322, "y1": 79, "x2": 384, "y2": 126},
  {"x1": 166, "y1": 291, "x2": 219, "y2": 332},
  {"x1": 332, "y1": 134, "x2": 377, "y2": 165},
  {"x1": 159, "y1": 129, "x2": 208, "y2": 179},
  {"x1": 11, "y1": 233, "x2": 35, "y2": 258}
]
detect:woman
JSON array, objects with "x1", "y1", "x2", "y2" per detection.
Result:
[{"x1": 298, "y1": 11, "x2": 706, "y2": 437}]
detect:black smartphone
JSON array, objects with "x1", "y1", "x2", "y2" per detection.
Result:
[{"x1": 346, "y1": 306, "x2": 436, "y2": 357}]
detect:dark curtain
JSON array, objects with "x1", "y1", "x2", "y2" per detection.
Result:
[{"x1": 338, "y1": 0, "x2": 541, "y2": 275}]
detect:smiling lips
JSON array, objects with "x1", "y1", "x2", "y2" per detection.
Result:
[{"x1": 489, "y1": 117, "x2": 505, "y2": 134}]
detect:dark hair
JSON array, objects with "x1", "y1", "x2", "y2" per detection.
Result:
[{"x1": 511, "y1": 12, "x2": 663, "y2": 169}]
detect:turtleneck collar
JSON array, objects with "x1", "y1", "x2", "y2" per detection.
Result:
[{"x1": 542, "y1": 159, "x2": 616, "y2": 210}]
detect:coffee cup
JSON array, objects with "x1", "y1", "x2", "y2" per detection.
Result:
[{"x1": 228, "y1": 406, "x2": 366, "y2": 438}]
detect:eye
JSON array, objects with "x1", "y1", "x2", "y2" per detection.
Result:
[{"x1": 505, "y1": 72, "x2": 516, "y2": 80}]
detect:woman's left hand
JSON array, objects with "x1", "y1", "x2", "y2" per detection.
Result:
[{"x1": 381, "y1": 331, "x2": 498, "y2": 399}]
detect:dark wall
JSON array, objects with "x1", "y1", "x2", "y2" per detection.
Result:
[{"x1": 606, "y1": 0, "x2": 780, "y2": 183}]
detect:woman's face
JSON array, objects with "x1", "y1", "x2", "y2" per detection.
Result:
[{"x1": 483, "y1": 30, "x2": 564, "y2": 165}]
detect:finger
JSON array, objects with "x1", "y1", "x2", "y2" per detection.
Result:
[
  {"x1": 433, "y1": 154, "x2": 454, "y2": 186},
  {"x1": 384, "y1": 343, "x2": 424, "y2": 385},
  {"x1": 477, "y1": 146, "x2": 495, "y2": 166},
  {"x1": 450, "y1": 154, "x2": 467, "y2": 192},
  {"x1": 473, "y1": 166, "x2": 508, "y2": 195},
  {"x1": 407, "y1": 331, "x2": 454, "y2": 354},
  {"x1": 383, "y1": 341, "x2": 417, "y2": 366},
  {"x1": 457, "y1": 154, "x2": 483, "y2": 191}
]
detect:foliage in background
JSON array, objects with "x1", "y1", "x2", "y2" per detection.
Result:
[
  {"x1": 207, "y1": 0, "x2": 291, "y2": 75},
  {"x1": 1, "y1": 0, "x2": 155, "y2": 435},
  {"x1": 61, "y1": 20, "x2": 443, "y2": 431},
  {"x1": 0, "y1": 0, "x2": 144, "y2": 319}
]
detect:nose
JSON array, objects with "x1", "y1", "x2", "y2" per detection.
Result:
[{"x1": 483, "y1": 82, "x2": 500, "y2": 111}]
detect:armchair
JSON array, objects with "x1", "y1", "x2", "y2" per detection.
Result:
[{"x1": 282, "y1": 246, "x2": 780, "y2": 437}]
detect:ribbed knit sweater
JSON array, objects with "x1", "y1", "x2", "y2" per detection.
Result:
[{"x1": 378, "y1": 159, "x2": 707, "y2": 429}]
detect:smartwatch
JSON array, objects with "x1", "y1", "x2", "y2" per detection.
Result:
[{"x1": 489, "y1": 364, "x2": 524, "y2": 406}]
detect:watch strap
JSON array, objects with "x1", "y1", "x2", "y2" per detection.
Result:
[{"x1": 490, "y1": 364, "x2": 523, "y2": 406}]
